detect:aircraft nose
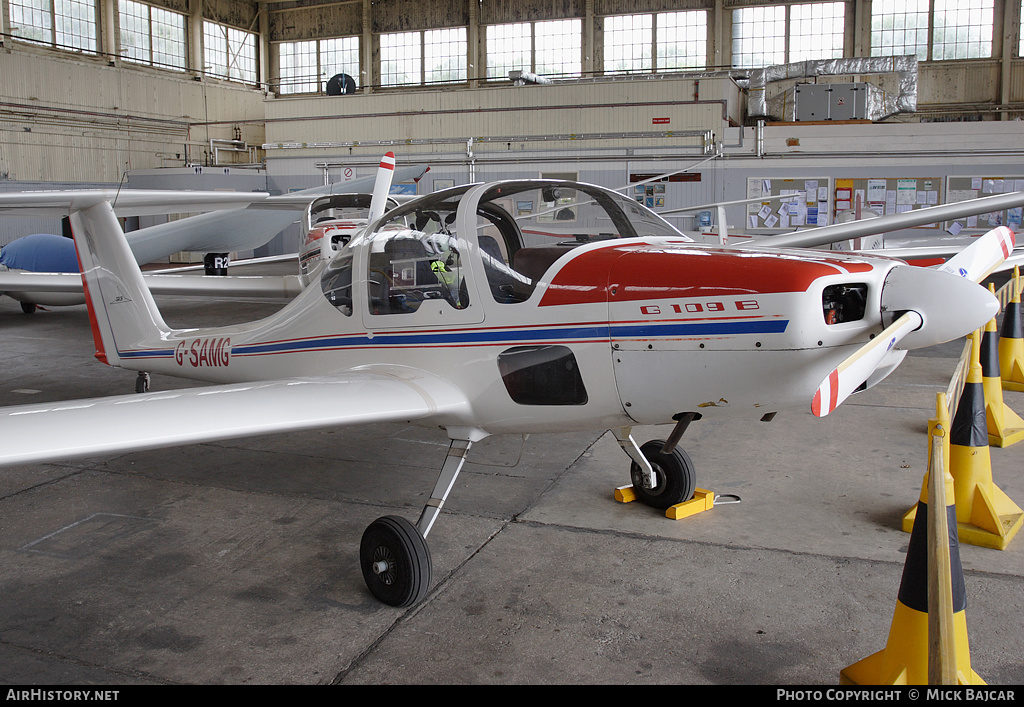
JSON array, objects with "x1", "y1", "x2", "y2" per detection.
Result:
[{"x1": 880, "y1": 264, "x2": 999, "y2": 350}]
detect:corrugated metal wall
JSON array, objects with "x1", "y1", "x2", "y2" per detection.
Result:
[{"x1": 0, "y1": 49, "x2": 265, "y2": 183}]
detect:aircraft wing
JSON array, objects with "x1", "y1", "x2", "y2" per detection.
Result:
[
  {"x1": 0, "y1": 366, "x2": 469, "y2": 469},
  {"x1": 0, "y1": 270, "x2": 304, "y2": 299},
  {"x1": 0, "y1": 190, "x2": 270, "y2": 217},
  {"x1": 742, "y1": 190, "x2": 1024, "y2": 249},
  {"x1": 123, "y1": 163, "x2": 429, "y2": 263}
]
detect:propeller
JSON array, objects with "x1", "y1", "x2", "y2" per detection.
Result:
[
  {"x1": 812, "y1": 228, "x2": 1014, "y2": 417},
  {"x1": 368, "y1": 152, "x2": 396, "y2": 224},
  {"x1": 812, "y1": 311, "x2": 921, "y2": 417},
  {"x1": 936, "y1": 225, "x2": 1013, "y2": 282}
]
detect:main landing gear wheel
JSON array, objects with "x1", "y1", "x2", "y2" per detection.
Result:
[
  {"x1": 630, "y1": 439, "x2": 697, "y2": 510},
  {"x1": 360, "y1": 515, "x2": 432, "y2": 607},
  {"x1": 20, "y1": 302, "x2": 36, "y2": 314}
]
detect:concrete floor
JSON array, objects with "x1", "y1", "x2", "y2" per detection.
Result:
[{"x1": 1, "y1": 282, "x2": 1022, "y2": 686}]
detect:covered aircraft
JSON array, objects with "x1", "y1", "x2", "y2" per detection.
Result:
[{"x1": 0, "y1": 174, "x2": 1013, "y2": 608}]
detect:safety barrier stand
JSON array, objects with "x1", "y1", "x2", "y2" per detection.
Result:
[
  {"x1": 999, "y1": 266, "x2": 1024, "y2": 392},
  {"x1": 903, "y1": 332, "x2": 1023, "y2": 549},
  {"x1": 841, "y1": 403, "x2": 985, "y2": 685},
  {"x1": 982, "y1": 285, "x2": 1024, "y2": 447}
]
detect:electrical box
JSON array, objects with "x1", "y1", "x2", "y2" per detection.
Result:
[{"x1": 793, "y1": 83, "x2": 870, "y2": 121}]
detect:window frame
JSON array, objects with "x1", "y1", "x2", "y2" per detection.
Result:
[
  {"x1": 119, "y1": 0, "x2": 187, "y2": 71},
  {"x1": 8, "y1": 0, "x2": 98, "y2": 53}
]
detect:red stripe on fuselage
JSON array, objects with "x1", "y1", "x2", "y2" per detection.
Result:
[
  {"x1": 71, "y1": 226, "x2": 109, "y2": 365},
  {"x1": 538, "y1": 244, "x2": 874, "y2": 307}
]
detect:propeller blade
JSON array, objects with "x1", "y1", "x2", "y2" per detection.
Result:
[
  {"x1": 368, "y1": 152, "x2": 396, "y2": 224},
  {"x1": 881, "y1": 263, "x2": 1000, "y2": 350},
  {"x1": 936, "y1": 226, "x2": 1014, "y2": 282},
  {"x1": 812, "y1": 311, "x2": 923, "y2": 417}
]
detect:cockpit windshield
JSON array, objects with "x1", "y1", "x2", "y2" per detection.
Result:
[
  {"x1": 472, "y1": 180, "x2": 686, "y2": 303},
  {"x1": 362, "y1": 187, "x2": 471, "y2": 315}
]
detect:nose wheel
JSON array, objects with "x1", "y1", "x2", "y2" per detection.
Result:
[
  {"x1": 628, "y1": 439, "x2": 697, "y2": 510},
  {"x1": 360, "y1": 515, "x2": 432, "y2": 608}
]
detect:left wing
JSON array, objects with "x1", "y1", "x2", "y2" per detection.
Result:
[
  {"x1": 0, "y1": 270, "x2": 305, "y2": 301},
  {"x1": 0, "y1": 366, "x2": 470, "y2": 469}
]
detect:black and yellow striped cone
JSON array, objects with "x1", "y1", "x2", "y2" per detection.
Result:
[
  {"x1": 999, "y1": 267, "x2": 1024, "y2": 392},
  {"x1": 905, "y1": 338, "x2": 1023, "y2": 549},
  {"x1": 842, "y1": 411, "x2": 984, "y2": 685},
  {"x1": 981, "y1": 310, "x2": 1024, "y2": 447}
]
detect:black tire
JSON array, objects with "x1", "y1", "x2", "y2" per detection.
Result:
[
  {"x1": 360, "y1": 515, "x2": 432, "y2": 607},
  {"x1": 20, "y1": 302, "x2": 36, "y2": 314},
  {"x1": 135, "y1": 373, "x2": 150, "y2": 394},
  {"x1": 629, "y1": 440, "x2": 697, "y2": 510}
]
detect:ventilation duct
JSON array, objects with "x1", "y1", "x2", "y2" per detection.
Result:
[{"x1": 745, "y1": 55, "x2": 918, "y2": 121}]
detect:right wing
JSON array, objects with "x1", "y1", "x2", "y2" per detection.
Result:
[{"x1": 0, "y1": 366, "x2": 470, "y2": 469}]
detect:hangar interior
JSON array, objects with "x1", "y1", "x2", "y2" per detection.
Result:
[
  {"x1": 2, "y1": 0, "x2": 1024, "y2": 687},
  {"x1": 3, "y1": 0, "x2": 1024, "y2": 253}
]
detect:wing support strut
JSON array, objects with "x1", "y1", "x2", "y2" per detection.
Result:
[{"x1": 416, "y1": 439, "x2": 472, "y2": 538}]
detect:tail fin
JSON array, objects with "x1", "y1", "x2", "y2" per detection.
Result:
[{"x1": 70, "y1": 201, "x2": 173, "y2": 367}]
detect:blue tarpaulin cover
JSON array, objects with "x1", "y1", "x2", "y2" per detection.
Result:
[{"x1": 0, "y1": 234, "x2": 79, "y2": 273}]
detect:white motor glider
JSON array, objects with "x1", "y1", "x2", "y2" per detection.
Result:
[{"x1": 0, "y1": 175, "x2": 1011, "y2": 608}]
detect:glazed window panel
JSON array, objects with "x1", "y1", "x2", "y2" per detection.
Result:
[
  {"x1": 380, "y1": 31, "x2": 422, "y2": 86},
  {"x1": 656, "y1": 11, "x2": 707, "y2": 71},
  {"x1": 731, "y1": 5, "x2": 786, "y2": 68},
  {"x1": 487, "y1": 22, "x2": 531, "y2": 79},
  {"x1": 604, "y1": 13, "x2": 652, "y2": 73},
  {"x1": 933, "y1": 0, "x2": 993, "y2": 59},
  {"x1": 535, "y1": 19, "x2": 582, "y2": 77},
  {"x1": 789, "y1": 2, "x2": 845, "y2": 62},
  {"x1": 871, "y1": 0, "x2": 929, "y2": 60},
  {"x1": 424, "y1": 27, "x2": 467, "y2": 83}
]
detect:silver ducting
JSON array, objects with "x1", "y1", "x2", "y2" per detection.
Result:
[{"x1": 745, "y1": 55, "x2": 918, "y2": 121}]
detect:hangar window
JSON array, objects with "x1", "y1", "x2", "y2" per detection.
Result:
[
  {"x1": 204, "y1": 20, "x2": 257, "y2": 84},
  {"x1": 932, "y1": 0, "x2": 993, "y2": 60},
  {"x1": 380, "y1": 28, "x2": 467, "y2": 86},
  {"x1": 9, "y1": 0, "x2": 97, "y2": 53},
  {"x1": 731, "y1": 5, "x2": 786, "y2": 68},
  {"x1": 120, "y1": 0, "x2": 186, "y2": 71},
  {"x1": 789, "y1": 2, "x2": 845, "y2": 62},
  {"x1": 487, "y1": 19, "x2": 582, "y2": 79},
  {"x1": 871, "y1": 0, "x2": 930, "y2": 60},
  {"x1": 604, "y1": 11, "x2": 708, "y2": 74},
  {"x1": 279, "y1": 36, "x2": 360, "y2": 94}
]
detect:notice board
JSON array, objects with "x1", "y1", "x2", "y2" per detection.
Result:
[
  {"x1": 833, "y1": 177, "x2": 943, "y2": 228},
  {"x1": 944, "y1": 176, "x2": 1024, "y2": 235},
  {"x1": 745, "y1": 177, "x2": 831, "y2": 233}
]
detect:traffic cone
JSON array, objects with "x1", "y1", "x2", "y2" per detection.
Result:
[
  {"x1": 999, "y1": 267, "x2": 1024, "y2": 392},
  {"x1": 842, "y1": 411, "x2": 984, "y2": 685},
  {"x1": 905, "y1": 336, "x2": 1023, "y2": 549},
  {"x1": 981, "y1": 307, "x2": 1024, "y2": 447}
]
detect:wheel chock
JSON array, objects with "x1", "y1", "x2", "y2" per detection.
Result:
[
  {"x1": 665, "y1": 489, "x2": 715, "y2": 520},
  {"x1": 615, "y1": 486, "x2": 724, "y2": 520},
  {"x1": 999, "y1": 267, "x2": 1024, "y2": 392},
  {"x1": 843, "y1": 420, "x2": 985, "y2": 686}
]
